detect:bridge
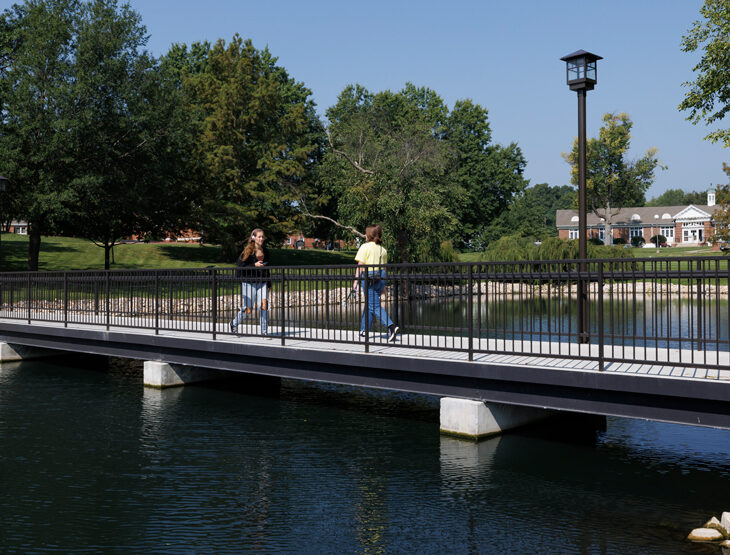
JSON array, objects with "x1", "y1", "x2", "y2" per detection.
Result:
[{"x1": 1, "y1": 257, "x2": 729, "y2": 436}]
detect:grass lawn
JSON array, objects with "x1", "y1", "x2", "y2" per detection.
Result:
[
  {"x1": 0, "y1": 233, "x2": 356, "y2": 271},
  {"x1": 458, "y1": 245, "x2": 728, "y2": 262}
]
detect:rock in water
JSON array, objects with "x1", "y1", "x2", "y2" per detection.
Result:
[
  {"x1": 722, "y1": 513, "x2": 730, "y2": 533},
  {"x1": 688, "y1": 528, "x2": 724, "y2": 542}
]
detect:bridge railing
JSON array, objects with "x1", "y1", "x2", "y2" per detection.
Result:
[{"x1": 0, "y1": 256, "x2": 728, "y2": 371}]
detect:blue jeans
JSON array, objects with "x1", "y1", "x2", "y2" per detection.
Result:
[
  {"x1": 360, "y1": 272, "x2": 393, "y2": 333},
  {"x1": 232, "y1": 282, "x2": 268, "y2": 334}
]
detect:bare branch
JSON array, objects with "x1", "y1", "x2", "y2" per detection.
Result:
[
  {"x1": 285, "y1": 182, "x2": 365, "y2": 239},
  {"x1": 327, "y1": 129, "x2": 375, "y2": 175}
]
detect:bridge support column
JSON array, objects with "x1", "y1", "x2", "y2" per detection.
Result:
[
  {"x1": 143, "y1": 361, "x2": 224, "y2": 389},
  {"x1": 440, "y1": 397, "x2": 553, "y2": 439},
  {"x1": 0, "y1": 342, "x2": 58, "y2": 362}
]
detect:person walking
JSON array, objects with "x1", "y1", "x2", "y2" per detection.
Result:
[
  {"x1": 230, "y1": 228, "x2": 271, "y2": 337},
  {"x1": 352, "y1": 225, "x2": 399, "y2": 342}
]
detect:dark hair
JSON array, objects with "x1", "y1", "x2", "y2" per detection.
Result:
[
  {"x1": 242, "y1": 228, "x2": 264, "y2": 259},
  {"x1": 365, "y1": 225, "x2": 382, "y2": 245}
]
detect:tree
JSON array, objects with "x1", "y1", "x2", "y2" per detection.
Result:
[
  {"x1": 66, "y1": 0, "x2": 198, "y2": 269},
  {"x1": 679, "y1": 0, "x2": 730, "y2": 147},
  {"x1": 563, "y1": 113, "x2": 662, "y2": 243},
  {"x1": 0, "y1": 0, "x2": 79, "y2": 270},
  {"x1": 711, "y1": 163, "x2": 730, "y2": 242},
  {"x1": 308, "y1": 83, "x2": 454, "y2": 262},
  {"x1": 443, "y1": 99, "x2": 528, "y2": 249},
  {"x1": 180, "y1": 36, "x2": 324, "y2": 258},
  {"x1": 646, "y1": 188, "x2": 708, "y2": 206}
]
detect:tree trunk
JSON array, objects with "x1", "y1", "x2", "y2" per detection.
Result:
[
  {"x1": 104, "y1": 243, "x2": 111, "y2": 270},
  {"x1": 28, "y1": 228, "x2": 41, "y2": 271}
]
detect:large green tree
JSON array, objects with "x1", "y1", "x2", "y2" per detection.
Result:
[
  {"x1": 0, "y1": 0, "x2": 78, "y2": 270},
  {"x1": 308, "y1": 83, "x2": 454, "y2": 262},
  {"x1": 711, "y1": 163, "x2": 730, "y2": 242},
  {"x1": 646, "y1": 188, "x2": 709, "y2": 206},
  {"x1": 563, "y1": 113, "x2": 662, "y2": 243},
  {"x1": 179, "y1": 36, "x2": 324, "y2": 257},
  {"x1": 679, "y1": 0, "x2": 730, "y2": 146},
  {"x1": 67, "y1": 0, "x2": 197, "y2": 269}
]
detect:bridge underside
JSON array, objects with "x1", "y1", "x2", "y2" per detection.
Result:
[{"x1": 1, "y1": 320, "x2": 729, "y2": 430}]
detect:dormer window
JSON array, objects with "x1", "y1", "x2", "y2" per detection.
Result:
[
  {"x1": 571, "y1": 216, "x2": 579, "y2": 222},
  {"x1": 662, "y1": 213, "x2": 671, "y2": 219},
  {"x1": 631, "y1": 214, "x2": 641, "y2": 222}
]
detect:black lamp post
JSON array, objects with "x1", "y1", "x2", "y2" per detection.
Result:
[{"x1": 561, "y1": 50, "x2": 601, "y2": 343}]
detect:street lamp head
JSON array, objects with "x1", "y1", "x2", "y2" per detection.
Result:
[
  {"x1": 0, "y1": 175, "x2": 8, "y2": 193},
  {"x1": 560, "y1": 50, "x2": 602, "y2": 91}
]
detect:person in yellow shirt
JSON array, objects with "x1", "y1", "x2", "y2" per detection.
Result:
[{"x1": 352, "y1": 225, "x2": 399, "y2": 342}]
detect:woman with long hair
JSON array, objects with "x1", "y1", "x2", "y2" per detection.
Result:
[
  {"x1": 352, "y1": 225, "x2": 399, "y2": 342},
  {"x1": 230, "y1": 228, "x2": 271, "y2": 337}
]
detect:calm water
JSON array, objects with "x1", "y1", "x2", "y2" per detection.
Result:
[{"x1": 1, "y1": 356, "x2": 729, "y2": 554}]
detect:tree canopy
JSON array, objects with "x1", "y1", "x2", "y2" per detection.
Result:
[
  {"x1": 646, "y1": 188, "x2": 709, "y2": 206},
  {"x1": 563, "y1": 113, "x2": 662, "y2": 243},
  {"x1": 679, "y1": 0, "x2": 730, "y2": 147}
]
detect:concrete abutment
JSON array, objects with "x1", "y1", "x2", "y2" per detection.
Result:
[
  {"x1": 440, "y1": 397, "x2": 555, "y2": 439},
  {"x1": 0, "y1": 342, "x2": 60, "y2": 362}
]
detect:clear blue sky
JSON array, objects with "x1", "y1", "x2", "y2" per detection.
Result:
[{"x1": 95, "y1": 1, "x2": 730, "y2": 199}]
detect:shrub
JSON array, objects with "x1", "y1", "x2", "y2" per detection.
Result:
[
  {"x1": 650, "y1": 234, "x2": 667, "y2": 247},
  {"x1": 437, "y1": 240, "x2": 459, "y2": 262},
  {"x1": 589, "y1": 237, "x2": 604, "y2": 246},
  {"x1": 630, "y1": 235, "x2": 646, "y2": 248},
  {"x1": 612, "y1": 237, "x2": 627, "y2": 245}
]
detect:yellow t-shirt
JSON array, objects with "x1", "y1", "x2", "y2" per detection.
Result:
[{"x1": 355, "y1": 242, "x2": 387, "y2": 266}]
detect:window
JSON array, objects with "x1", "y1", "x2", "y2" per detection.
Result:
[
  {"x1": 569, "y1": 229, "x2": 579, "y2": 239},
  {"x1": 629, "y1": 227, "x2": 643, "y2": 238},
  {"x1": 571, "y1": 216, "x2": 579, "y2": 222},
  {"x1": 660, "y1": 226, "x2": 674, "y2": 240},
  {"x1": 598, "y1": 229, "x2": 605, "y2": 241}
]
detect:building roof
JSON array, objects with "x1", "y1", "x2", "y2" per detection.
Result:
[{"x1": 556, "y1": 205, "x2": 716, "y2": 228}]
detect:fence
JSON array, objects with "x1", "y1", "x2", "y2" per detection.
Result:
[{"x1": 0, "y1": 256, "x2": 728, "y2": 371}]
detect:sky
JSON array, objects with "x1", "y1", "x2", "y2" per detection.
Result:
[{"x1": 29, "y1": 0, "x2": 730, "y2": 200}]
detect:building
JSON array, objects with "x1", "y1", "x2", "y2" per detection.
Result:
[{"x1": 556, "y1": 191, "x2": 720, "y2": 246}]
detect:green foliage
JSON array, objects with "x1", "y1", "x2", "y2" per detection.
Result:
[
  {"x1": 563, "y1": 113, "x2": 662, "y2": 240},
  {"x1": 650, "y1": 234, "x2": 667, "y2": 246},
  {"x1": 646, "y1": 188, "x2": 708, "y2": 206},
  {"x1": 711, "y1": 164, "x2": 730, "y2": 242},
  {"x1": 589, "y1": 237, "x2": 604, "y2": 245},
  {"x1": 436, "y1": 240, "x2": 459, "y2": 262},
  {"x1": 477, "y1": 235, "x2": 633, "y2": 264},
  {"x1": 178, "y1": 35, "x2": 325, "y2": 258},
  {"x1": 679, "y1": 0, "x2": 730, "y2": 146},
  {"x1": 631, "y1": 235, "x2": 646, "y2": 247},
  {"x1": 613, "y1": 237, "x2": 627, "y2": 245}
]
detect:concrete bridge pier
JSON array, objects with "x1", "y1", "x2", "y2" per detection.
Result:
[
  {"x1": 0, "y1": 342, "x2": 59, "y2": 362},
  {"x1": 143, "y1": 361, "x2": 227, "y2": 389},
  {"x1": 440, "y1": 397, "x2": 555, "y2": 439}
]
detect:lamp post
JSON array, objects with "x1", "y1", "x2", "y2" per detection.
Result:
[{"x1": 561, "y1": 50, "x2": 601, "y2": 344}]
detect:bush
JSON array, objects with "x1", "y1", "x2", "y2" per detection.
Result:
[
  {"x1": 630, "y1": 235, "x2": 646, "y2": 248},
  {"x1": 650, "y1": 234, "x2": 667, "y2": 247},
  {"x1": 613, "y1": 237, "x2": 627, "y2": 245},
  {"x1": 437, "y1": 240, "x2": 459, "y2": 262},
  {"x1": 589, "y1": 237, "x2": 604, "y2": 246}
]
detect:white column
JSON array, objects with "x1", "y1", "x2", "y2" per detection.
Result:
[
  {"x1": 440, "y1": 397, "x2": 553, "y2": 439},
  {"x1": 0, "y1": 342, "x2": 57, "y2": 362},
  {"x1": 143, "y1": 361, "x2": 224, "y2": 388}
]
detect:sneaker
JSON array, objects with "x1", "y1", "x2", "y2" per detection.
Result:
[
  {"x1": 388, "y1": 325, "x2": 399, "y2": 342},
  {"x1": 229, "y1": 322, "x2": 238, "y2": 334},
  {"x1": 359, "y1": 330, "x2": 367, "y2": 338}
]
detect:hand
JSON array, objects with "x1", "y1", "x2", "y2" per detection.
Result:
[{"x1": 255, "y1": 261, "x2": 265, "y2": 267}]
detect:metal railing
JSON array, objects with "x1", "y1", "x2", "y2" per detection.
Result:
[{"x1": 0, "y1": 256, "x2": 728, "y2": 372}]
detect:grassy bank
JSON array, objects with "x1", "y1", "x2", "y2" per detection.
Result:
[{"x1": 0, "y1": 233, "x2": 356, "y2": 271}]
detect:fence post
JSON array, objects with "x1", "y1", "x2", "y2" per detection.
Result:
[
  {"x1": 468, "y1": 264, "x2": 474, "y2": 361},
  {"x1": 63, "y1": 271, "x2": 68, "y2": 328},
  {"x1": 27, "y1": 272, "x2": 31, "y2": 324},
  {"x1": 211, "y1": 268, "x2": 217, "y2": 340},
  {"x1": 154, "y1": 270, "x2": 159, "y2": 335},
  {"x1": 280, "y1": 269, "x2": 286, "y2": 346},
  {"x1": 364, "y1": 271, "x2": 370, "y2": 354},
  {"x1": 598, "y1": 261, "x2": 604, "y2": 371},
  {"x1": 696, "y1": 258, "x2": 703, "y2": 350},
  {"x1": 105, "y1": 271, "x2": 110, "y2": 331}
]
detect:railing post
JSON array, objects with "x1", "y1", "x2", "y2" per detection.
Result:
[
  {"x1": 105, "y1": 270, "x2": 110, "y2": 331},
  {"x1": 468, "y1": 263, "x2": 474, "y2": 361},
  {"x1": 27, "y1": 272, "x2": 31, "y2": 324},
  {"x1": 154, "y1": 270, "x2": 159, "y2": 335},
  {"x1": 364, "y1": 271, "x2": 370, "y2": 354},
  {"x1": 63, "y1": 271, "x2": 68, "y2": 327},
  {"x1": 696, "y1": 258, "x2": 703, "y2": 350},
  {"x1": 598, "y1": 261, "x2": 604, "y2": 371},
  {"x1": 211, "y1": 268, "x2": 217, "y2": 340},
  {"x1": 280, "y1": 269, "x2": 286, "y2": 346}
]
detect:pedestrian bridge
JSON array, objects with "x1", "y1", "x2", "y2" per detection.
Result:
[{"x1": 1, "y1": 258, "x2": 729, "y2": 434}]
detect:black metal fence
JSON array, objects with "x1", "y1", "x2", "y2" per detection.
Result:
[{"x1": 1, "y1": 256, "x2": 728, "y2": 371}]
